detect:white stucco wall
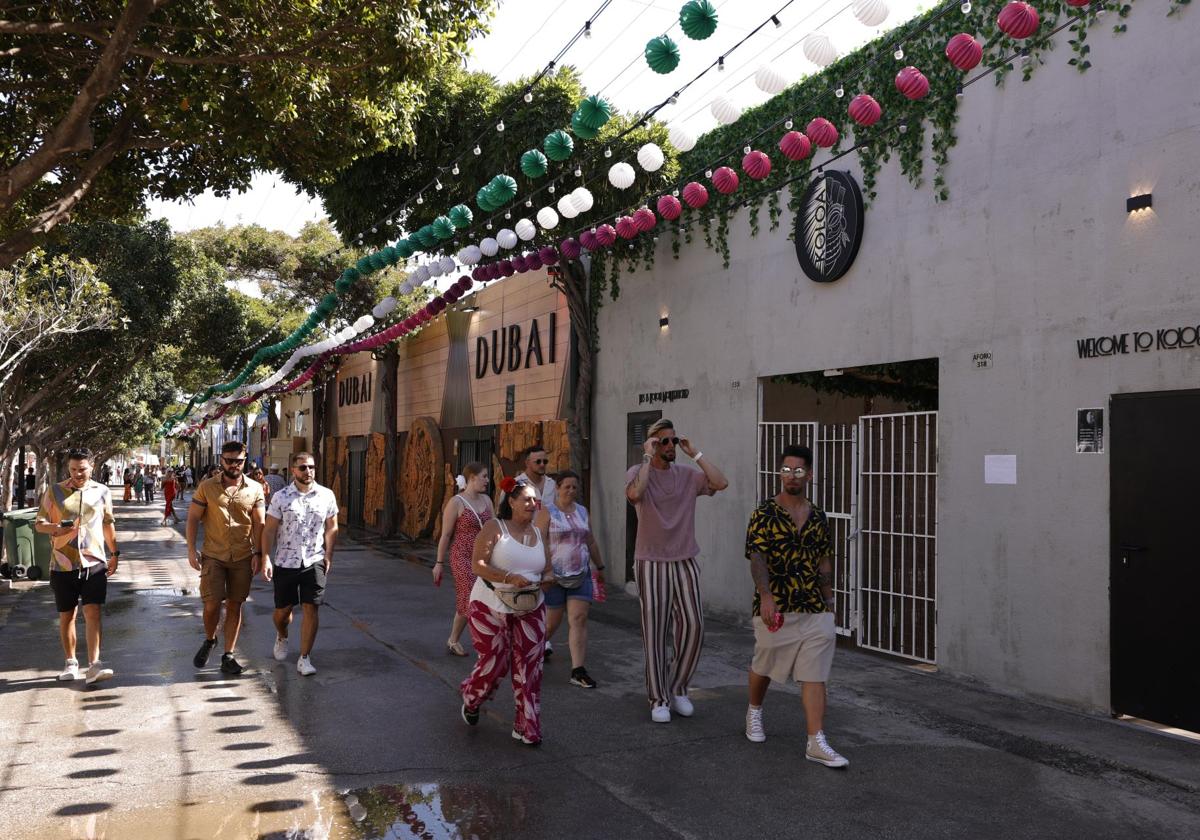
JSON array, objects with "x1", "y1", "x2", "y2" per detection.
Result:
[{"x1": 590, "y1": 6, "x2": 1200, "y2": 711}]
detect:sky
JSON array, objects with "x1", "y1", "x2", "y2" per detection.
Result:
[{"x1": 145, "y1": 0, "x2": 929, "y2": 238}]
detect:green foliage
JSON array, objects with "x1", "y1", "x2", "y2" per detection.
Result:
[{"x1": 771, "y1": 359, "x2": 939, "y2": 410}]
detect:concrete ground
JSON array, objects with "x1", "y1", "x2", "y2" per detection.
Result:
[{"x1": 1, "y1": 499, "x2": 1198, "y2": 839}]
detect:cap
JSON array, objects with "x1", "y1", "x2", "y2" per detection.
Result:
[{"x1": 270, "y1": 463, "x2": 280, "y2": 469}]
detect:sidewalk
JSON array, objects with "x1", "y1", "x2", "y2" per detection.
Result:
[{"x1": 0, "y1": 500, "x2": 1197, "y2": 839}]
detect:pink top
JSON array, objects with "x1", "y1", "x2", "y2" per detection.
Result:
[{"x1": 624, "y1": 464, "x2": 713, "y2": 562}]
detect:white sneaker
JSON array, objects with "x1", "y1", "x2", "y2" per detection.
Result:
[
  {"x1": 746, "y1": 705, "x2": 766, "y2": 743},
  {"x1": 806, "y1": 731, "x2": 849, "y2": 768},
  {"x1": 297, "y1": 655, "x2": 316, "y2": 676},
  {"x1": 273, "y1": 636, "x2": 288, "y2": 661},
  {"x1": 651, "y1": 704, "x2": 671, "y2": 724},
  {"x1": 58, "y1": 659, "x2": 80, "y2": 681},
  {"x1": 670, "y1": 695, "x2": 694, "y2": 717},
  {"x1": 84, "y1": 661, "x2": 114, "y2": 685}
]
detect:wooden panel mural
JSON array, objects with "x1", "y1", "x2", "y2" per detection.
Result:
[
  {"x1": 364, "y1": 432, "x2": 386, "y2": 528},
  {"x1": 401, "y1": 417, "x2": 444, "y2": 537}
]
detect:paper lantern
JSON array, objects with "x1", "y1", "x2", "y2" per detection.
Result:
[
  {"x1": 680, "y1": 0, "x2": 719, "y2": 40},
  {"x1": 578, "y1": 230, "x2": 598, "y2": 250},
  {"x1": 895, "y1": 66, "x2": 930, "y2": 100},
  {"x1": 520, "y1": 149, "x2": 548, "y2": 178},
  {"x1": 539, "y1": 246, "x2": 559, "y2": 265},
  {"x1": 426, "y1": 260, "x2": 445, "y2": 278},
  {"x1": 557, "y1": 195, "x2": 579, "y2": 219},
  {"x1": 608, "y1": 162, "x2": 636, "y2": 189},
  {"x1": 497, "y1": 228, "x2": 518, "y2": 250},
  {"x1": 645, "y1": 35, "x2": 680, "y2": 74},
  {"x1": 1065, "y1": 0, "x2": 1090, "y2": 5},
  {"x1": 480, "y1": 237, "x2": 499, "y2": 257},
  {"x1": 754, "y1": 65, "x2": 789, "y2": 95},
  {"x1": 487, "y1": 174, "x2": 518, "y2": 204},
  {"x1": 414, "y1": 225, "x2": 437, "y2": 248},
  {"x1": 544, "y1": 129, "x2": 574, "y2": 161},
  {"x1": 633, "y1": 207, "x2": 657, "y2": 232},
  {"x1": 711, "y1": 95, "x2": 742, "y2": 126},
  {"x1": 526, "y1": 252, "x2": 544, "y2": 270},
  {"x1": 411, "y1": 265, "x2": 430, "y2": 284},
  {"x1": 742, "y1": 150, "x2": 771, "y2": 180},
  {"x1": 457, "y1": 245, "x2": 482, "y2": 265},
  {"x1": 433, "y1": 216, "x2": 455, "y2": 241},
  {"x1": 657, "y1": 194, "x2": 683, "y2": 220},
  {"x1": 536, "y1": 206, "x2": 559, "y2": 230},
  {"x1": 477, "y1": 186, "x2": 497, "y2": 212},
  {"x1": 616, "y1": 216, "x2": 638, "y2": 240},
  {"x1": 779, "y1": 130, "x2": 811, "y2": 161},
  {"x1": 485, "y1": 263, "x2": 501, "y2": 280},
  {"x1": 637, "y1": 142, "x2": 665, "y2": 172},
  {"x1": 682, "y1": 181, "x2": 709, "y2": 208},
  {"x1": 594, "y1": 224, "x2": 617, "y2": 247},
  {"x1": 849, "y1": 94, "x2": 882, "y2": 127},
  {"x1": 438, "y1": 255, "x2": 456, "y2": 274},
  {"x1": 498, "y1": 260, "x2": 515, "y2": 277},
  {"x1": 997, "y1": 2, "x2": 1039, "y2": 39},
  {"x1": 712, "y1": 166, "x2": 739, "y2": 194},
  {"x1": 399, "y1": 283, "x2": 414, "y2": 296},
  {"x1": 806, "y1": 117, "x2": 838, "y2": 147},
  {"x1": 353, "y1": 315, "x2": 375, "y2": 332},
  {"x1": 560, "y1": 237, "x2": 581, "y2": 259},
  {"x1": 444, "y1": 289, "x2": 460, "y2": 304},
  {"x1": 668, "y1": 124, "x2": 697, "y2": 152},
  {"x1": 394, "y1": 239, "x2": 414, "y2": 259},
  {"x1": 945, "y1": 33, "x2": 983, "y2": 70},
  {"x1": 472, "y1": 265, "x2": 488, "y2": 282},
  {"x1": 372, "y1": 297, "x2": 398, "y2": 318},
  {"x1": 570, "y1": 111, "x2": 600, "y2": 140},
  {"x1": 852, "y1": 0, "x2": 890, "y2": 27},
  {"x1": 802, "y1": 33, "x2": 837, "y2": 67},
  {"x1": 575, "y1": 95, "x2": 612, "y2": 131},
  {"x1": 571, "y1": 187, "x2": 595, "y2": 213},
  {"x1": 515, "y1": 218, "x2": 536, "y2": 240},
  {"x1": 512, "y1": 254, "x2": 529, "y2": 273},
  {"x1": 456, "y1": 276, "x2": 472, "y2": 291}
]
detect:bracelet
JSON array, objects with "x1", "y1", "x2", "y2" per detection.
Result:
[
  {"x1": 434, "y1": 561, "x2": 444, "y2": 566},
  {"x1": 694, "y1": 451, "x2": 703, "y2": 461},
  {"x1": 502, "y1": 571, "x2": 511, "y2": 584}
]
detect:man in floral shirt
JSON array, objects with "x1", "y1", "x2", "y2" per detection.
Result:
[{"x1": 261, "y1": 452, "x2": 338, "y2": 676}]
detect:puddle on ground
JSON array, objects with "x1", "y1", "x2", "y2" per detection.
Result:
[{"x1": 339, "y1": 782, "x2": 528, "y2": 839}]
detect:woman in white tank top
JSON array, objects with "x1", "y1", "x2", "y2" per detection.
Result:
[{"x1": 459, "y1": 479, "x2": 552, "y2": 745}]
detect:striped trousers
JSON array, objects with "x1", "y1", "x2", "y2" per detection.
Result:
[{"x1": 635, "y1": 557, "x2": 705, "y2": 705}]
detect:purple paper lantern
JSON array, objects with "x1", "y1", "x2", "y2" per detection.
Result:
[
  {"x1": 579, "y1": 230, "x2": 598, "y2": 250},
  {"x1": 526, "y1": 252, "x2": 544, "y2": 270},
  {"x1": 633, "y1": 207, "x2": 657, "y2": 232},
  {"x1": 472, "y1": 266, "x2": 487, "y2": 282},
  {"x1": 616, "y1": 216, "x2": 638, "y2": 239},
  {"x1": 499, "y1": 260, "x2": 515, "y2": 277},
  {"x1": 513, "y1": 255, "x2": 529, "y2": 273},
  {"x1": 594, "y1": 224, "x2": 617, "y2": 247},
  {"x1": 539, "y1": 245, "x2": 559, "y2": 265},
  {"x1": 560, "y1": 238, "x2": 581, "y2": 259}
]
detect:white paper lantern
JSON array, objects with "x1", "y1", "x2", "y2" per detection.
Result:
[
  {"x1": 608, "y1": 162, "x2": 636, "y2": 190},
  {"x1": 399, "y1": 282, "x2": 414, "y2": 295},
  {"x1": 637, "y1": 142, "x2": 665, "y2": 172},
  {"x1": 515, "y1": 218, "x2": 537, "y2": 241},
  {"x1": 536, "y1": 206, "x2": 559, "y2": 230},
  {"x1": 802, "y1": 33, "x2": 838, "y2": 67},
  {"x1": 438, "y1": 255, "x2": 456, "y2": 274},
  {"x1": 338, "y1": 327, "x2": 356, "y2": 341},
  {"x1": 427, "y1": 260, "x2": 445, "y2": 278},
  {"x1": 456, "y1": 245, "x2": 481, "y2": 265},
  {"x1": 497, "y1": 228, "x2": 518, "y2": 249},
  {"x1": 571, "y1": 187, "x2": 595, "y2": 213},
  {"x1": 710, "y1": 95, "x2": 742, "y2": 126},
  {"x1": 480, "y1": 237, "x2": 499, "y2": 257},
  {"x1": 411, "y1": 265, "x2": 430, "y2": 284},
  {"x1": 754, "y1": 64, "x2": 790, "y2": 95},
  {"x1": 852, "y1": 0, "x2": 889, "y2": 27},
  {"x1": 557, "y1": 195, "x2": 579, "y2": 219},
  {"x1": 353, "y1": 315, "x2": 375, "y2": 332},
  {"x1": 668, "y1": 124, "x2": 697, "y2": 153},
  {"x1": 372, "y1": 296, "x2": 397, "y2": 318}
]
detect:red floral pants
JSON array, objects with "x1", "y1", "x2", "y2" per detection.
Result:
[{"x1": 459, "y1": 599, "x2": 546, "y2": 743}]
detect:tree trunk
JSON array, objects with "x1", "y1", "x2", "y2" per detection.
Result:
[
  {"x1": 379, "y1": 344, "x2": 399, "y2": 536},
  {"x1": 312, "y1": 374, "x2": 329, "y2": 485},
  {"x1": 554, "y1": 260, "x2": 595, "y2": 503}
]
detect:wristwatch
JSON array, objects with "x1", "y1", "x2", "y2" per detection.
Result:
[{"x1": 111, "y1": 550, "x2": 121, "y2": 558}]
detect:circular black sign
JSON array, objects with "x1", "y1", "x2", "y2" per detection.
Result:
[{"x1": 794, "y1": 170, "x2": 865, "y2": 283}]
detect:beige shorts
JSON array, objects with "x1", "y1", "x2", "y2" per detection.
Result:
[
  {"x1": 751, "y1": 612, "x2": 837, "y2": 684},
  {"x1": 200, "y1": 554, "x2": 253, "y2": 603}
]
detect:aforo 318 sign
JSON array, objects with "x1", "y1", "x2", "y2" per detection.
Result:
[{"x1": 795, "y1": 170, "x2": 865, "y2": 284}]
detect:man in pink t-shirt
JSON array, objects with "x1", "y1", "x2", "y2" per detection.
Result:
[{"x1": 625, "y1": 418, "x2": 728, "y2": 723}]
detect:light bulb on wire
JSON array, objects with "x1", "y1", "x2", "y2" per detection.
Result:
[
  {"x1": 604, "y1": 147, "x2": 612, "y2": 158},
  {"x1": 496, "y1": 120, "x2": 505, "y2": 132},
  {"x1": 784, "y1": 119, "x2": 793, "y2": 130},
  {"x1": 584, "y1": 20, "x2": 592, "y2": 38},
  {"x1": 718, "y1": 56, "x2": 725, "y2": 72},
  {"x1": 523, "y1": 91, "x2": 533, "y2": 103},
  {"x1": 452, "y1": 163, "x2": 460, "y2": 175},
  {"x1": 894, "y1": 45, "x2": 905, "y2": 61},
  {"x1": 574, "y1": 167, "x2": 582, "y2": 177},
  {"x1": 473, "y1": 145, "x2": 481, "y2": 155},
  {"x1": 835, "y1": 84, "x2": 844, "y2": 98},
  {"x1": 771, "y1": 15, "x2": 781, "y2": 28},
  {"x1": 960, "y1": 1, "x2": 971, "y2": 12}
]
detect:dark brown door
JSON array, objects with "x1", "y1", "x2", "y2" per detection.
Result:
[
  {"x1": 626, "y1": 410, "x2": 662, "y2": 581},
  {"x1": 1110, "y1": 390, "x2": 1200, "y2": 731}
]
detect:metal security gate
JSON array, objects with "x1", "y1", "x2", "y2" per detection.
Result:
[{"x1": 758, "y1": 413, "x2": 938, "y2": 660}]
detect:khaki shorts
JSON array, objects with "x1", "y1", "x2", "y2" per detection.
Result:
[
  {"x1": 751, "y1": 612, "x2": 836, "y2": 684},
  {"x1": 200, "y1": 554, "x2": 253, "y2": 603}
]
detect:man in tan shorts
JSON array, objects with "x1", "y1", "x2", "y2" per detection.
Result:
[
  {"x1": 743, "y1": 444, "x2": 848, "y2": 768},
  {"x1": 186, "y1": 440, "x2": 265, "y2": 674}
]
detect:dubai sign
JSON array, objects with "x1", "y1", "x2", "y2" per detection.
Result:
[{"x1": 795, "y1": 170, "x2": 864, "y2": 283}]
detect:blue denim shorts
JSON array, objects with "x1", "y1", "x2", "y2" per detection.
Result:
[{"x1": 543, "y1": 572, "x2": 594, "y2": 608}]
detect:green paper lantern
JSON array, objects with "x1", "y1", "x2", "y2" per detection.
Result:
[
  {"x1": 544, "y1": 129, "x2": 574, "y2": 161},
  {"x1": 645, "y1": 35, "x2": 680, "y2": 74},
  {"x1": 367, "y1": 252, "x2": 386, "y2": 272},
  {"x1": 431, "y1": 216, "x2": 455, "y2": 240},
  {"x1": 680, "y1": 0, "x2": 718, "y2": 40},
  {"x1": 321, "y1": 293, "x2": 338, "y2": 310},
  {"x1": 448, "y1": 204, "x2": 473, "y2": 229},
  {"x1": 381, "y1": 246, "x2": 398, "y2": 265},
  {"x1": 336, "y1": 276, "x2": 353, "y2": 294},
  {"x1": 575, "y1": 95, "x2": 612, "y2": 131},
  {"x1": 395, "y1": 239, "x2": 414, "y2": 259},
  {"x1": 343, "y1": 267, "x2": 363, "y2": 283},
  {"x1": 487, "y1": 174, "x2": 518, "y2": 204},
  {"x1": 416, "y1": 225, "x2": 438, "y2": 248},
  {"x1": 355, "y1": 256, "x2": 372, "y2": 274},
  {"x1": 477, "y1": 186, "x2": 497, "y2": 212},
  {"x1": 571, "y1": 111, "x2": 599, "y2": 140},
  {"x1": 520, "y1": 149, "x2": 548, "y2": 178}
]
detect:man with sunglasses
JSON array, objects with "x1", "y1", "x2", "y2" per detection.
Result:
[
  {"x1": 743, "y1": 444, "x2": 847, "y2": 768},
  {"x1": 260, "y1": 452, "x2": 338, "y2": 676},
  {"x1": 625, "y1": 418, "x2": 728, "y2": 723},
  {"x1": 186, "y1": 440, "x2": 266, "y2": 674},
  {"x1": 513, "y1": 445, "x2": 557, "y2": 505}
]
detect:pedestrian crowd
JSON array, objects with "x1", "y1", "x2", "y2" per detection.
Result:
[{"x1": 33, "y1": 417, "x2": 848, "y2": 767}]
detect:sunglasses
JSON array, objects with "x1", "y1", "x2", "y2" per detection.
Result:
[
  {"x1": 221, "y1": 457, "x2": 246, "y2": 465},
  {"x1": 532, "y1": 458, "x2": 549, "y2": 465},
  {"x1": 656, "y1": 437, "x2": 680, "y2": 446},
  {"x1": 780, "y1": 466, "x2": 809, "y2": 477},
  {"x1": 294, "y1": 465, "x2": 316, "y2": 471}
]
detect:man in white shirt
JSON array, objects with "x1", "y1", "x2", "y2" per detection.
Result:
[
  {"x1": 264, "y1": 464, "x2": 287, "y2": 496},
  {"x1": 261, "y1": 452, "x2": 338, "y2": 676},
  {"x1": 514, "y1": 445, "x2": 556, "y2": 504}
]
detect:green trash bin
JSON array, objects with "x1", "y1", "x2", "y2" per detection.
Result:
[{"x1": 1, "y1": 507, "x2": 51, "y2": 581}]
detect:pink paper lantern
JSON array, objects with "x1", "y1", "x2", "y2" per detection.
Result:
[
  {"x1": 848, "y1": 94, "x2": 882, "y2": 127},
  {"x1": 472, "y1": 266, "x2": 487, "y2": 282},
  {"x1": 595, "y1": 224, "x2": 617, "y2": 247},
  {"x1": 997, "y1": 2, "x2": 1039, "y2": 39},
  {"x1": 526, "y1": 252, "x2": 544, "y2": 270},
  {"x1": 579, "y1": 230, "x2": 598, "y2": 250},
  {"x1": 456, "y1": 274, "x2": 471, "y2": 289},
  {"x1": 512, "y1": 255, "x2": 529, "y2": 273},
  {"x1": 444, "y1": 289, "x2": 460, "y2": 303},
  {"x1": 945, "y1": 33, "x2": 983, "y2": 70},
  {"x1": 779, "y1": 131, "x2": 812, "y2": 161},
  {"x1": 712, "y1": 166, "x2": 739, "y2": 195},
  {"x1": 539, "y1": 245, "x2": 559, "y2": 265},
  {"x1": 657, "y1": 195, "x2": 682, "y2": 220},
  {"x1": 742, "y1": 150, "x2": 772, "y2": 180},
  {"x1": 895, "y1": 66, "x2": 930, "y2": 100},
  {"x1": 633, "y1": 207, "x2": 657, "y2": 232},
  {"x1": 1065, "y1": 0, "x2": 1089, "y2": 5},
  {"x1": 561, "y1": 237, "x2": 582, "y2": 259},
  {"x1": 616, "y1": 216, "x2": 638, "y2": 240},
  {"x1": 806, "y1": 117, "x2": 838, "y2": 148},
  {"x1": 499, "y1": 260, "x2": 515, "y2": 277},
  {"x1": 682, "y1": 181, "x2": 709, "y2": 209},
  {"x1": 488, "y1": 262, "x2": 502, "y2": 280}
]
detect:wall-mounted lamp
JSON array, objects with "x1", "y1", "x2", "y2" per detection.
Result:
[
  {"x1": 659, "y1": 315, "x2": 669, "y2": 329},
  {"x1": 1126, "y1": 193, "x2": 1153, "y2": 213}
]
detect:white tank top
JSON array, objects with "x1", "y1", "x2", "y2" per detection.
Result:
[{"x1": 469, "y1": 519, "x2": 546, "y2": 613}]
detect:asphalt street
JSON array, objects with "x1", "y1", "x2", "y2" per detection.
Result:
[{"x1": 1, "y1": 497, "x2": 1198, "y2": 839}]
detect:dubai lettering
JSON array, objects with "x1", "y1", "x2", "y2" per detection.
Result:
[
  {"x1": 475, "y1": 313, "x2": 557, "y2": 378},
  {"x1": 337, "y1": 371, "x2": 373, "y2": 407},
  {"x1": 1076, "y1": 326, "x2": 1200, "y2": 358}
]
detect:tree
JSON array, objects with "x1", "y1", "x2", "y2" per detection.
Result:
[{"x1": 0, "y1": 0, "x2": 493, "y2": 267}]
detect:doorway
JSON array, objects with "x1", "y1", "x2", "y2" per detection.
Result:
[
  {"x1": 346, "y1": 435, "x2": 368, "y2": 528},
  {"x1": 1110, "y1": 390, "x2": 1200, "y2": 731},
  {"x1": 625, "y1": 410, "x2": 662, "y2": 582}
]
